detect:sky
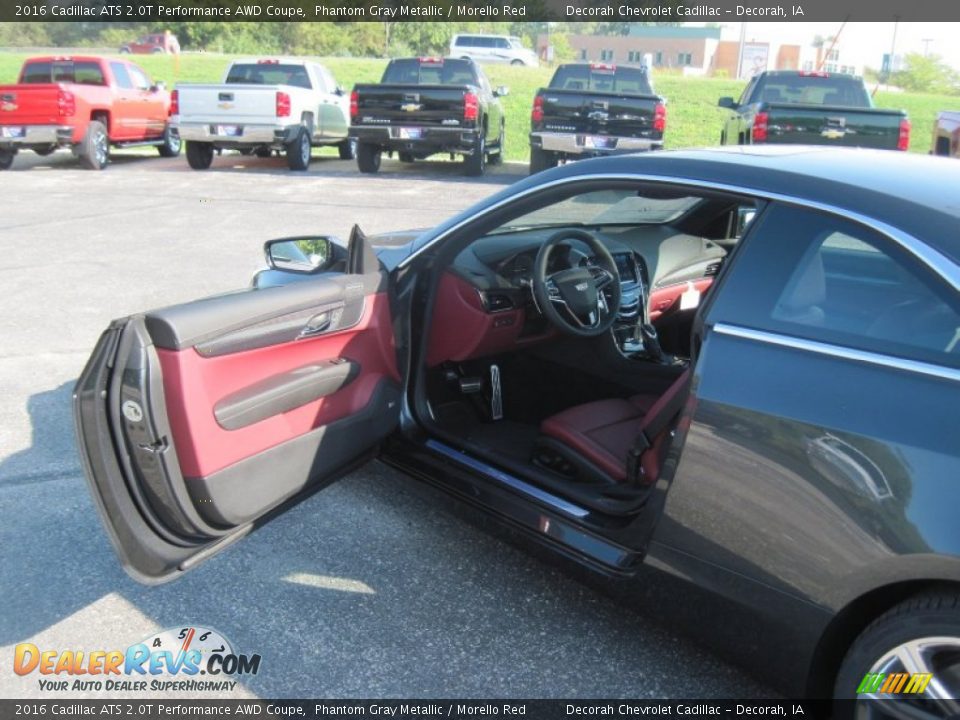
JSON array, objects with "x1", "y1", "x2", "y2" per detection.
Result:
[{"x1": 710, "y1": 22, "x2": 960, "y2": 72}]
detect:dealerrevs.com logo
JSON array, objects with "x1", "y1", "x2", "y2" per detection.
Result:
[{"x1": 13, "y1": 626, "x2": 261, "y2": 693}]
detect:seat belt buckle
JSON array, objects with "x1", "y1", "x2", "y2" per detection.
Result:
[{"x1": 626, "y1": 434, "x2": 651, "y2": 484}]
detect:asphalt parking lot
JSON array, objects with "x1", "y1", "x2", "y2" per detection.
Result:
[{"x1": 0, "y1": 148, "x2": 776, "y2": 699}]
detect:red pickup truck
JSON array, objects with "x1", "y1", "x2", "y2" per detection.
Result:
[{"x1": 0, "y1": 56, "x2": 179, "y2": 170}]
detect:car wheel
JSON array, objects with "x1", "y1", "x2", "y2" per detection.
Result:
[
  {"x1": 33, "y1": 144, "x2": 56, "y2": 157},
  {"x1": 338, "y1": 138, "x2": 357, "y2": 160},
  {"x1": 488, "y1": 121, "x2": 505, "y2": 166},
  {"x1": 119, "y1": 47, "x2": 130, "y2": 54},
  {"x1": 286, "y1": 127, "x2": 311, "y2": 171},
  {"x1": 157, "y1": 126, "x2": 181, "y2": 157},
  {"x1": 511, "y1": 59, "x2": 525, "y2": 66},
  {"x1": 78, "y1": 120, "x2": 109, "y2": 170},
  {"x1": 356, "y1": 142, "x2": 381, "y2": 173},
  {"x1": 152, "y1": 48, "x2": 164, "y2": 54},
  {"x1": 834, "y1": 592, "x2": 960, "y2": 718},
  {"x1": 528, "y1": 146, "x2": 557, "y2": 175},
  {"x1": 185, "y1": 141, "x2": 214, "y2": 170},
  {"x1": 935, "y1": 137, "x2": 951, "y2": 157},
  {"x1": 0, "y1": 148, "x2": 15, "y2": 170},
  {"x1": 464, "y1": 134, "x2": 486, "y2": 177}
]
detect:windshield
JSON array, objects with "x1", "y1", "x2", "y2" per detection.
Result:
[
  {"x1": 493, "y1": 190, "x2": 700, "y2": 233},
  {"x1": 753, "y1": 74, "x2": 871, "y2": 107},
  {"x1": 509, "y1": 38, "x2": 524, "y2": 50},
  {"x1": 550, "y1": 65, "x2": 653, "y2": 95},
  {"x1": 225, "y1": 63, "x2": 311, "y2": 89}
]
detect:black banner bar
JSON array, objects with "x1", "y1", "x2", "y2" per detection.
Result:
[{"x1": 4, "y1": 0, "x2": 960, "y2": 23}]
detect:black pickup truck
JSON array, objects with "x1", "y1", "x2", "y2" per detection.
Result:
[
  {"x1": 528, "y1": 63, "x2": 666, "y2": 174},
  {"x1": 718, "y1": 70, "x2": 910, "y2": 151},
  {"x1": 349, "y1": 57, "x2": 506, "y2": 176}
]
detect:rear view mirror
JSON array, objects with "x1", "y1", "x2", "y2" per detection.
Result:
[
  {"x1": 718, "y1": 97, "x2": 736, "y2": 109},
  {"x1": 264, "y1": 237, "x2": 335, "y2": 274},
  {"x1": 494, "y1": 86, "x2": 509, "y2": 98}
]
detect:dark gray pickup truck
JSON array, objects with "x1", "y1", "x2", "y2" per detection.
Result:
[
  {"x1": 528, "y1": 63, "x2": 666, "y2": 174},
  {"x1": 349, "y1": 57, "x2": 506, "y2": 176},
  {"x1": 719, "y1": 70, "x2": 909, "y2": 151}
]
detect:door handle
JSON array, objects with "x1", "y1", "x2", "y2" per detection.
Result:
[{"x1": 297, "y1": 313, "x2": 332, "y2": 339}]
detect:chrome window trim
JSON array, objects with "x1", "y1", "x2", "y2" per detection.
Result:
[
  {"x1": 713, "y1": 323, "x2": 960, "y2": 384},
  {"x1": 397, "y1": 172, "x2": 960, "y2": 295}
]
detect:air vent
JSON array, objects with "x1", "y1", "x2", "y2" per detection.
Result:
[
  {"x1": 705, "y1": 261, "x2": 722, "y2": 277},
  {"x1": 484, "y1": 293, "x2": 514, "y2": 312}
]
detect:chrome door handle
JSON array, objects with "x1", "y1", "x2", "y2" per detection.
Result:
[{"x1": 298, "y1": 313, "x2": 331, "y2": 339}]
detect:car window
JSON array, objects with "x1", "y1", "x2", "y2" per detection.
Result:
[
  {"x1": 753, "y1": 74, "x2": 871, "y2": 107},
  {"x1": 382, "y1": 59, "x2": 475, "y2": 85},
  {"x1": 550, "y1": 65, "x2": 653, "y2": 95},
  {"x1": 226, "y1": 63, "x2": 311, "y2": 89},
  {"x1": 109, "y1": 62, "x2": 134, "y2": 89},
  {"x1": 21, "y1": 60, "x2": 105, "y2": 86},
  {"x1": 127, "y1": 65, "x2": 151, "y2": 91},
  {"x1": 709, "y1": 204, "x2": 960, "y2": 369},
  {"x1": 495, "y1": 38, "x2": 510, "y2": 49}
]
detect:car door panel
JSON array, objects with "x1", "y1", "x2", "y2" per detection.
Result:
[{"x1": 75, "y1": 270, "x2": 399, "y2": 583}]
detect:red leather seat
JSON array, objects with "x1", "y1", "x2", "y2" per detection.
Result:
[{"x1": 540, "y1": 370, "x2": 690, "y2": 483}]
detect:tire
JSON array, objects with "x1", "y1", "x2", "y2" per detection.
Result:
[
  {"x1": 33, "y1": 144, "x2": 56, "y2": 157},
  {"x1": 834, "y1": 592, "x2": 960, "y2": 716},
  {"x1": 488, "y1": 121, "x2": 505, "y2": 166},
  {"x1": 463, "y1": 133, "x2": 486, "y2": 176},
  {"x1": 0, "y1": 148, "x2": 15, "y2": 170},
  {"x1": 185, "y1": 141, "x2": 214, "y2": 170},
  {"x1": 720, "y1": 131, "x2": 726, "y2": 145},
  {"x1": 254, "y1": 147, "x2": 273, "y2": 158},
  {"x1": 338, "y1": 138, "x2": 356, "y2": 160},
  {"x1": 151, "y1": 47, "x2": 164, "y2": 54},
  {"x1": 78, "y1": 120, "x2": 109, "y2": 170},
  {"x1": 398, "y1": 151, "x2": 415, "y2": 163},
  {"x1": 356, "y1": 142, "x2": 381, "y2": 173},
  {"x1": 511, "y1": 59, "x2": 525, "y2": 66},
  {"x1": 119, "y1": 47, "x2": 130, "y2": 54},
  {"x1": 157, "y1": 125, "x2": 181, "y2": 157},
  {"x1": 528, "y1": 145, "x2": 557, "y2": 175},
  {"x1": 935, "y1": 137, "x2": 951, "y2": 157},
  {"x1": 286, "y1": 127, "x2": 311, "y2": 171}
]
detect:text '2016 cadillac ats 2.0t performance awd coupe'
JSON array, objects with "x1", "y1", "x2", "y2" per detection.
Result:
[{"x1": 75, "y1": 146, "x2": 960, "y2": 708}]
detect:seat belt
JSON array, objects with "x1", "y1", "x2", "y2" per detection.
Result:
[{"x1": 626, "y1": 369, "x2": 691, "y2": 485}]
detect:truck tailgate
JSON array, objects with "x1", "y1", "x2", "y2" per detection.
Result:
[
  {"x1": 765, "y1": 104, "x2": 906, "y2": 148},
  {"x1": 354, "y1": 84, "x2": 469, "y2": 127},
  {"x1": 176, "y1": 84, "x2": 284, "y2": 125},
  {"x1": 540, "y1": 88, "x2": 661, "y2": 138},
  {"x1": 0, "y1": 84, "x2": 63, "y2": 126}
]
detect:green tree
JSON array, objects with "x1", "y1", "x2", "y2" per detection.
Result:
[{"x1": 892, "y1": 53, "x2": 960, "y2": 95}]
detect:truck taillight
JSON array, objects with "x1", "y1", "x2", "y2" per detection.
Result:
[
  {"x1": 897, "y1": 118, "x2": 911, "y2": 151},
  {"x1": 653, "y1": 102, "x2": 666, "y2": 133},
  {"x1": 350, "y1": 89, "x2": 358, "y2": 121},
  {"x1": 276, "y1": 91, "x2": 291, "y2": 118},
  {"x1": 531, "y1": 95, "x2": 544, "y2": 124},
  {"x1": 57, "y1": 89, "x2": 75, "y2": 118},
  {"x1": 752, "y1": 111, "x2": 769, "y2": 143},
  {"x1": 464, "y1": 92, "x2": 479, "y2": 122},
  {"x1": 169, "y1": 89, "x2": 179, "y2": 116}
]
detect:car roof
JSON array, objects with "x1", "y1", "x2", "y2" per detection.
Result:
[
  {"x1": 23, "y1": 56, "x2": 109, "y2": 63},
  {"x1": 452, "y1": 147, "x2": 960, "y2": 267}
]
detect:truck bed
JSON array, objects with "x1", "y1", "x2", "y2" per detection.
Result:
[
  {"x1": 352, "y1": 83, "x2": 473, "y2": 127},
  {"x1": 762, "y1": 103, "x2": 906, "y2": 149}
]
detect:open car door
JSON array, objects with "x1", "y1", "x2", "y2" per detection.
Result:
[{"x1": 74, "y1": 235, "x2": 400, "y2": 584}]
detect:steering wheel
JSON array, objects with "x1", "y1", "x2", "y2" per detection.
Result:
[{"x1": 532, "y1": 230, "x2": 622, "y2": 337}]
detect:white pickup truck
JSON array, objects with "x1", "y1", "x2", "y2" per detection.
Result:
[{"x1": 172, "y1": 58, "x2": 353, "y2": 171}]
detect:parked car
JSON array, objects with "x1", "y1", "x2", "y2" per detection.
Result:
[
  {"x1": 718, "y1": 70, "x2": 910, "y2": 150},
  {"x1": 349, "y1": 57, "x2": 506, "y2": 176},
  {"x1": 0, "y1": 55, "x2": 179, "y2": 170},
  {"x1": 529, "y1": 62, "x2": 666, "y2": 174},
  {"x1": 932, "y1": 110, "x2": 960, "y2": 157},
  {"x1": 172, "y1": 58, "x2": 353, "y2": 171},
  {"x1": 76, "y1": 147, "x2": 960, "y2": 708},
  {"x1": 119, "y1": 31, "x2": 180, "y2": 55},
  {"x1": 450, "y1": 33, "x2": 539, "y2": 67}
]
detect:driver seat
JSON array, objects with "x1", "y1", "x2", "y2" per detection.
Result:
[{"x1": 538, "y1": 369, "x2": 691, "y2": 484}]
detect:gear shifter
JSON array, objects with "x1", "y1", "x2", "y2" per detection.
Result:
[{"x1": 640, "y1": 322, "x2": 665, "y2": 363}]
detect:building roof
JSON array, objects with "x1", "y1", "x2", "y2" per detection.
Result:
[{"x1": 627, "y1": 26, "x2": 722, "y2": 40}]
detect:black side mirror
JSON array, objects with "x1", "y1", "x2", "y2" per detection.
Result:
[
  {"x1": 334, "y1": 85, "x2": 345, "y2": 96},
  {"x1": 493, "y1": 86, "x2": 509, "y2": 98},
  {"x1": 264, "y1": 237, "x2": 336, "y2": 274},
  {"x1": 718, "y1": 97, "x2": 737, "y2": 109}
]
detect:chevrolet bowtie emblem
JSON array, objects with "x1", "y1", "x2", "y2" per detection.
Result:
[
  {"x1": 821, "y1": 128, "x2": 846, "y2": 139},
  {"x1": 400, "y1": 103, "x2": 422, "y2": 113},
  {"x1": 0, "y1": 101, "x2": 17, "y2": 112},
  {"x1": 218, "y1": 102, "x2": 234, "y2": 110}
]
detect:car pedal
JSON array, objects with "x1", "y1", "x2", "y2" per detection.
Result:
[
  {"x1": 459, "y1": 377, "x2": 482, "y2": 394},
  {"x1": 490, "y1": 364, "x2": 503, "y2": 421}
]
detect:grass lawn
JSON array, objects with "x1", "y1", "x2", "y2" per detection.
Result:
[{"x1": 0, "y1": 51, "x2": 954, "y2": 160}]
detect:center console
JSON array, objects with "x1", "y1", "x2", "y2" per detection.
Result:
[{"x1": 610, "y1": 251, "x2": 683, "y2": 365}]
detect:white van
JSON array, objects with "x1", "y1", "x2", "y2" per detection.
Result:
[{"x1": 449, "y1": 34, "x2": 539, "y2": 67}]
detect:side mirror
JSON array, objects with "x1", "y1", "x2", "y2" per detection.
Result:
[
  {"x1": 334, "y1": 85, "x2": 345, "y2": 96},
  {"x1": 718, "y1": 97, "x2": 737, "y2": 109},
  {"x1": 264, "y1": 237, "x2": 335, "y2": 274},
  {"x1": 493, "y1": 85, "x2": 509, "y2": 98},
  {"x1": 736, "y1": 207, "x2": 757, "y2": 237},
  {"x1": 150, "y1": 81, "x2": 166, "y2": 93}
]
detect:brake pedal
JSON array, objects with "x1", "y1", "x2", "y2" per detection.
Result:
[{"x1": 490, "y1": 364, "x2": 503, "y2": 421}]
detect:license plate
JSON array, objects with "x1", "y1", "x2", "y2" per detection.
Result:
[
  {"x1": 398, "y1": 127, "x2": 422, "y2": 140},
  {"x1": 214, "y1": 125, "x2": 240, "y2": 137},
  {"x1": 584, "y1": 135, "x2": 614, "y2": 150},
  {"x1": 1, "y1": 126, "x2": 25, "y2": 139}
]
